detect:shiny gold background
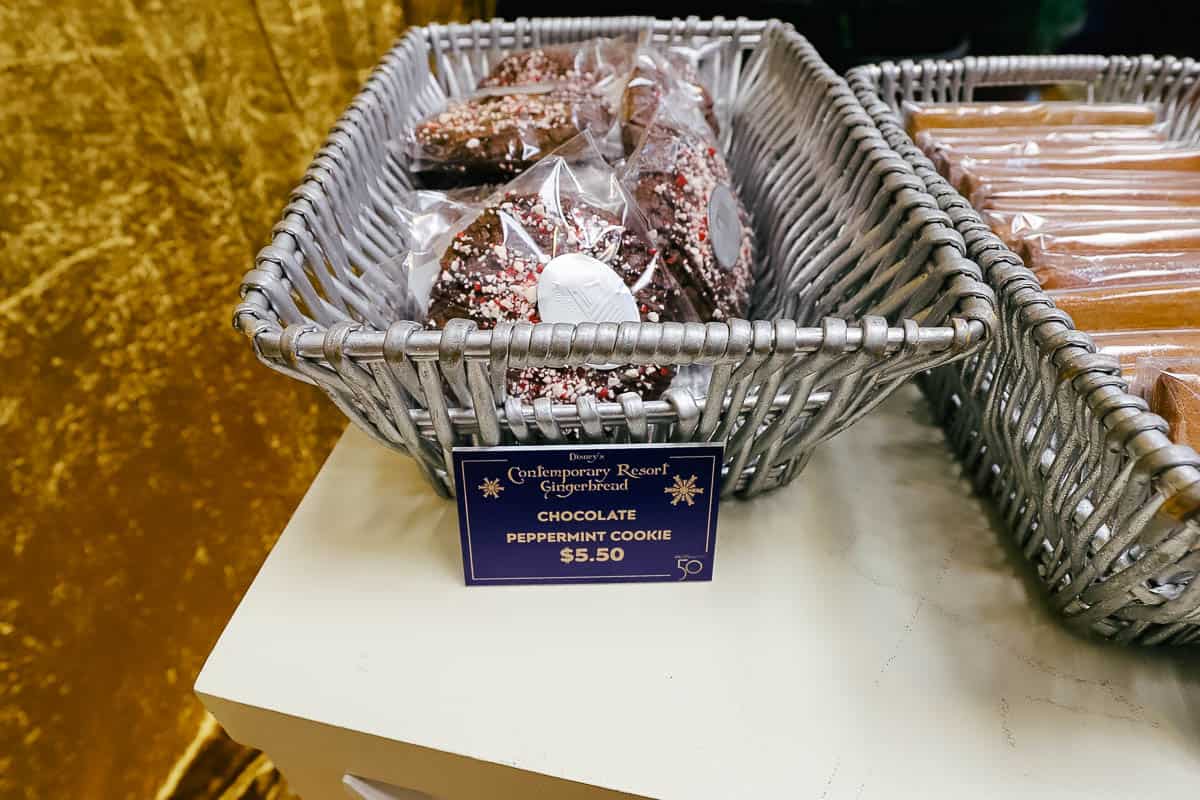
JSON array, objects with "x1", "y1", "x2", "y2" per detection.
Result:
[{"x1": 0, "y1": 1, "x2": 487, "y2": 797}]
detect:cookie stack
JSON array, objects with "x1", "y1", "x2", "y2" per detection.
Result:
[{"x1": 407, "y1": 39, "x2": 755, "y2": 403}]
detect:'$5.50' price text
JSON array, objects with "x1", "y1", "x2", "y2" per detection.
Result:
[{"x1": 559, "y1": 546, "x2": 626, "y2": 564}]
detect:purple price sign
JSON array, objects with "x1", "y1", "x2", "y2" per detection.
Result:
[{"x1": 452, "y1": 442, "x2": 723, "y2": 586}]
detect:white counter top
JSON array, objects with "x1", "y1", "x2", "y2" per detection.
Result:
[{"x1": 197, "y1": 387, "x2": 1200, "y2": 799}]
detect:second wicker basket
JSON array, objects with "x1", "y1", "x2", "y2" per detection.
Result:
[{"x1": 848, "y1": 55, "x2": 1200, "y2": 644}]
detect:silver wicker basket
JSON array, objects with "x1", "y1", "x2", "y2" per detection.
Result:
[
  {"x1": 848, "y1": 55, "x2": 1200, "y2": 644},
  {"x1": 234, "y1": 17, "x2": 995, "y2": 500}
]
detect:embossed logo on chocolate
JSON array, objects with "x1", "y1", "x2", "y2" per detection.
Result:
[
  {"x1": 536, "y1": 252, "x2": 640, "y2": 326},
  {"x1": 537, "y1": 253, "x2": 640, "y2": 369},
  {"x1": 708, "y1": 183, "x2": 742, "y2": 270}
]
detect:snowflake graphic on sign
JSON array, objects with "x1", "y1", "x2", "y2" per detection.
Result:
[
  {"x1": 478, "y1": 477, "x2": 504, "y2": 499},
  {"x1": 664, "y1": 474, "x2": 704, "y2": 506}
]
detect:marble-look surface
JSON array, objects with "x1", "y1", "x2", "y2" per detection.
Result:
[{"x1": 0, "y1": 2, "x2": 486, "y2": 798}]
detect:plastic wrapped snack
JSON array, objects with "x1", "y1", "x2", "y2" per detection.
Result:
[
  {"x1": 1048, "y1": 281, "x2": 1200, "y2": 332},
  {"x1": 387, "y1": 186, "x2": 499, "y2": 304},
  {"x1": 1030, "y1": 250, "x2": 1200, "y2": 290},
  {"x1": 997, "y1": 214, "x2": 1200, "y2": 248},
  {"x1": 950, "y1": 151, "x2": 1200, "y2": 196},
  {"x1": 927, "y1": 141, "x2": 1184, "y2": 175},
  {"x1": 410, "y1": 39, "x2": 636, "y2": 186},
  {"x1": 1092, "y1": 329, "x2": 1200, "y2": 383},
  {"x1": 619, "y1": 63, "x2": 752, "y2": 321},
  {"x1": 424, "y1": 133, "x2": 699, "y2": 403},
  {"x1": 976, "y1": 184, "x2": 1200, "y2": 210},
  {"x1": 478, "y1": 38, "x2": 634, "y2": 90},
  {"x1": 905, "y1": 101, "x2": 1158, "y2": 135},
  {"x1": 984, "y1": 198, "x2": 1199, "y2": 214},
  {"x1": 1023, "y1": 228, "x2": 1200, "y2": 264},
  {"x1": 914, "y1": 125, "x2": 1169, "y2": 153},
  {"x1": 981, "y1": 209, "x2": 1196, "y2": 250},
  {"x1": 410, "y1": 89, "x2": 618, "y2": 186},
  {"x1": 619, "y1": 45, "x2": 718, "y2": 154},
  {"x1": 1142, "y1": 364, "x2": 1200, "y2": 450},
  {"x1": 962, "y1": 169, "x2": 1200, "y2": 206}
]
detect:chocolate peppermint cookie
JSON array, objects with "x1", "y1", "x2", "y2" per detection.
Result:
[
  {"x1": 620, "y1": 54, "x2": 719, "y2": 155},
  {"x1": 412, "y1": 40, "x2": 634, "y2": 186},
  {"x1": 479, "y1": 39, "x2": 634, "y2": 90},
  {"x1": 411, "y1": 90, "x2": 608, "y2": 186},
  {"x1": 479, "y1": 46, "x2": 592, "y2": 89},
  {"x1": 627, "y1": 126, "x2": 753, "y2": 321},
  {"x1": 427, "y1": 192, "x2": 698, "y2": 403}
]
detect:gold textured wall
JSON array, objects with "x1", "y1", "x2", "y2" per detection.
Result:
[{"x1": 0, "y1": 1, "x2": 489, "y2": 797}]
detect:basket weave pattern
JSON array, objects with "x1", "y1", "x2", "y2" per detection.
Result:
[
  {"x1": 234, "y1": 17, "x2": 995, "y2": 499},
  {"x1": 848, "y1": 55, "x2": 1200, "y2": 644}
]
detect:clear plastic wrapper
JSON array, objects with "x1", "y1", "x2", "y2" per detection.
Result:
[
  {"x1": 619, "y1": 55, "x2": 752, "y2": 321},
  {"x1": 1023, "y1": 227, "x2": 1200, "y2": 261},
  {"x1": 983, "y1": 198, "x2": 1198, "y2": 214},
  {"x1": 914, "y1": 125, "x2": 1169, "y2": 152},
  {"x1": 1148, "y1": 363, "x2": 1200, "y2": 449},
  {"x1": 975, "y1": 183, "x2": 1200, "y2": 210},
  {"x1": 1094, "y1": 331, "x2": 1200, "y2": 383},
  {"x1": 927, "y1": 141, "x2": 1188, "y2": 175},
  {"x1": 950, "y1": 151, "x2": 1200, "y2": 197},
  {"x1": 1092, "y1": 329, "x2": 1200, "y2": 384},
  {"x1": 619, "y1": 44, "x2": 718, "y2": 155},
  {"x1": 388, "y1": 185, "x2": 497, "y2": 305},
  {"x1": 409, "y1": 90, "x2": 616, "y2": 186},
  {"x1": 904, "y1": 101, "x2": 1158, "y2": 134},
  {"x1": 409, "y1": 38, "x2": 636, "y2": 186},
  {"x1": 1047, "y1": 280, "x2": 1200, "y2": 332},
  {"x1": 422, "y1": 132, "x2": 700, "y2": 403},
  {"x1": 478, "y1": 38, "x2": 635, "y2": 91},
  {"x1": 1030, "y1": 250, "x2": 1200, "y2": 290},
  {"x1": 981, "y1": 209, "x2": 1197, "y2": 250},
  {"x1": 965, "y1": 171, "x2": 1200, "y2": 206}
]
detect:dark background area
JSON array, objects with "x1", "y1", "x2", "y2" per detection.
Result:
[{"x1": 495, "y1": 0, "x2": 1200, "y2": 73}]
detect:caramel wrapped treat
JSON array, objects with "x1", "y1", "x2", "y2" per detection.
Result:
[
  {"x1": 905, "y1": 101, "x2": 1157, "y2": 134},
  {"x1": 928, "y1": 142, "x2": 1181, "y2": 175},
  {"x1": 921, "y1": 133, "x2": 1176, "y2": 173},
  {"x1": 976, "y1": 184, "x2": 1200, "y2": 210},
  {"x1": 425, "y1": 134, "x2": 698, "y2": 403},
  {"x1": 1031, "y1": 251, "x2": 1200, "y2": 290},
  {"x1": 951, "y1": 151, "x2": 1200, "y2": 196},
  {"x1": 410, "y1": 39, "x2": 634, "y2": 186},
  {"x1": 1092, "y1": 331, "x2": 1200, "y2": 386},
  {"x1": 1150, "y1": 366, "x2": 1200, "y2": 449},
  {"x1": 984, "y1": 198, "x2": 1197, "y2": 214},
  {"x1": 914, "y1": 125, "x2": 1168, "y2": 152},
  {"x1": 621, "y1": 69, "x2": 752, "y2": 320},
  {"x1": 1048, "y1": 281, "x2": 1200, "y2": 332},
  {"x1": 957, "y1": 168, "x2": 1200, "y2": 204},
  {"x1": 981, "y1": 209, "x2": 1194, "y2": 250},
  {"x1": 983, "y1": 206, "x2": 1189, "y2": 225},
  {"x1": 1023, "y1": 228, "x2": 1200, "y2": 263}
]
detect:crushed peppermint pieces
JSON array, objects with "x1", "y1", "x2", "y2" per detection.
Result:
[
  {"x1": 630, "y1": 127, "x2": 753, "y2": 320},
  {"x1": 412, "y1": 43, "x2": 628, "y2": 183},
  {"x1": 412, "y1": 92, "x2": 588, "y2": 178},
  {"x1": 427, "y1": 192, "x2": 694, "y2": 403},
  {"x1": 479, "y1": 47, "x2": 595, "y2": 89}
]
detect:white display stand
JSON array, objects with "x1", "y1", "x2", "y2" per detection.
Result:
[{"x1": 196, "y1": 388, "x2": 1200, "y2": 800}]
